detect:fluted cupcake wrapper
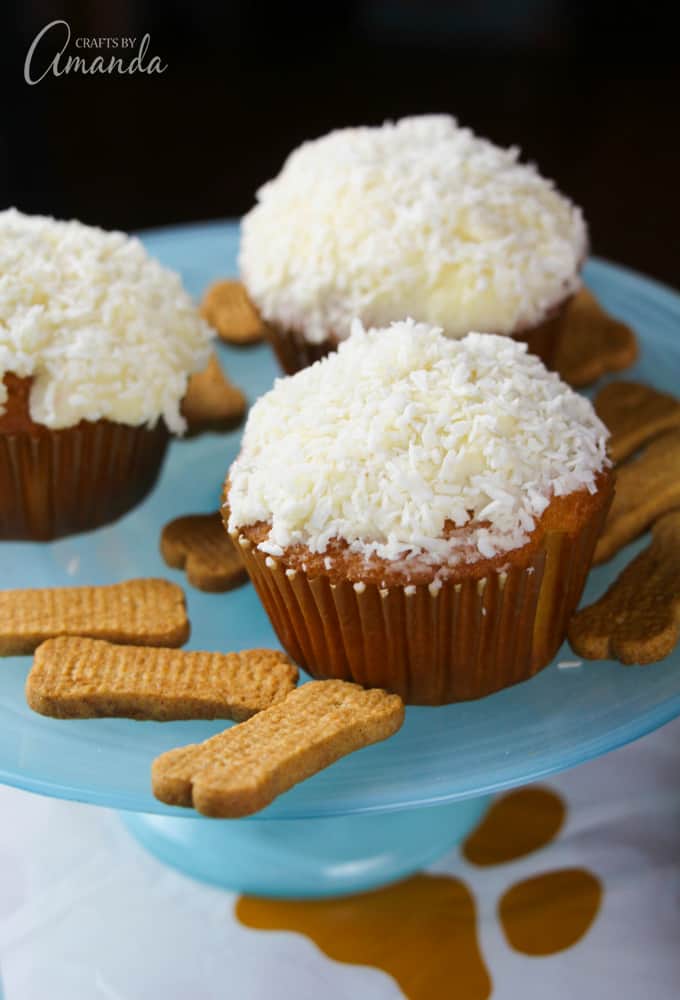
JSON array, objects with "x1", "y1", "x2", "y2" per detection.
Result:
[
  {"x1": 231, "y1": 502, "x2": 609, "y2": 704},
  {"x1": 0, "y1": 421, "x2": 169, "y2": 541},
  {"x1": 265, "y1": 324, "x2": 339, "y2": 375},
  {"x1": 516, "y1": 307, "x2": 565, "y2": 369},
  {"x1": 266, "y1": 302, "x2": 568, "y2": 376}
]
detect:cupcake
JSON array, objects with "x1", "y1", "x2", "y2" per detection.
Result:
[
  {"x1": 223, "y1": 321, "x2": 612, "y2": 704},
  {"x1": 0, "y1": 209, "x2": 213, "y2": 540},
  {"x1": 240, "y1": 115, "x2": 587, "y2": 374}
]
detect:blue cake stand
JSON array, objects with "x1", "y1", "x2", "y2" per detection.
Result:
[{"x1": 2, "y1": 222, "x2": 680, "y2": 899}]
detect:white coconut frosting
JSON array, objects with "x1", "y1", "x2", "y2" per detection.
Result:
[
  {"x1": 227, "y1": 321, "x2": 609, "y2": 569},
  {"x1": 240, "y1": 115, "x2": 587, "y2": 345},
  {"x1": 0, "y1": 209, "x2": 213, "y2": 432}
]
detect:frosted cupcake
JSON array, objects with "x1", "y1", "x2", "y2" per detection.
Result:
[
  {"x1": 240, "y1": 115, "x2": 587, "y2": 373},
  {"x1": 0, "y1": 209, "x2": 212, "y2": 540},
  {"x1": 224, "y1": 321, "x2": 612, "y2": 704}
]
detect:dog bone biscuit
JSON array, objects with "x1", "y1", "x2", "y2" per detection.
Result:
[
  {"x1": 0, "y1": 578, "x2": 189, "y2": 656},
  {"x1": 555, "y1": 288, "x2": 638, "y2": 388},
  {"x1": 201, "y1": 279, "x2": 266, "y2": 345},
  {"x1": 594, "y1": 429, "x2": 680, "y2": 564},
  {"x1": 161, "y1": 512, "x2": 247, "y2": 592},
  {"x1": 152, "y1": 680, "x2": 405, "y2": 817},
  {"x1": 569, "y1": 510, "x2": 680, "y2": 664},
  {"x1": 26, "y1": 637, "x2": 298, "y2": 721},
  {"x1": 182, "y1": 352, "x2": 246, "y2": 433},
  {"x1": 595, "y1": 380, "x2": 680, "y2": 463}
]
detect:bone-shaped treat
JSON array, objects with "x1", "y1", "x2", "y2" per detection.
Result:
[
  {"x1": 26, "y1": 637, "x2": 298, "y2": 721},
  {"x1": 595, "y1": 380, "x2": 680, "y2": 463},
  {"x1": 152, "y1": 680, "x2": 405, "y2": 817},
  {"x1": 594, "y1": 430, "x2": 680, "y2": 564},
  {"x1": 0, "y1": 578, "x2": 189, "y2": 656},
  {"x1": 161, "y1": 512, "x2": 247, "y2": 592},
  {"x1": 570, "y1": 510, "x2": 680, "y2": 664}
]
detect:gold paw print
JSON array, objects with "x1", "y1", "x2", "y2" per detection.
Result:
[{"x1": 236, "y1": 787, "x2": 602, "y2": 999}]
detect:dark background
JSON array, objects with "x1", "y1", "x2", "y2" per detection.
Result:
[{"x1": 2, "y1": 1, "x2": 679, "y2": 286}]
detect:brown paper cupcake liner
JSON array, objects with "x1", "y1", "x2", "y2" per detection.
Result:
[
  {"x1": 230, "y1": 498, "x2": 609, "y2": 704},
  {"x1": 266, "y1": 297, "x2": 571, "y2": 376},
  {"x1": 0, "y1": 420, "x2": 169, "y2": 541},
  {"x1": 513, "y1": 303, "x2": 567, "y2": 369},
  {"x1": 265, "y1": 324, "x2": 339, "y2": 375}
]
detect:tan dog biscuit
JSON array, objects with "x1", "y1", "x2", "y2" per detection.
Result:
[
  {"x1": 152, "y1": 680, "x2": 405, "y2": 817},
  {"x1": 0, "y1": 579, "x2": 189, "y2": 656},
  {"x1": 161, "y1": 512, "x2": 247, "y2": 592},
  {"x1": 569, "y1": 510, "x2": 680, "y2": 664},
  {"x1": 201, "y1": 280, "x2": 266, "y2": 345},
  {"x1": 594, "y1": 429, "x2": 680, "y2": 564},
  {"x1": 182, "y1": 352, "x2": 246, "y2": 433},
  {"x1": 26, "y1": 637, "x2": 298, "y2": 721},
  {"x1": 595, "y1": 380, "x2": 680, "y2": 463},
  {"x1": 555, "y1": 288, "x2": 638, "y2": 387}
]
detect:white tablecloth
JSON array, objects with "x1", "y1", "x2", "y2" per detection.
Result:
[{"x1": 2, "y1": 717, "x2": 680, "y2": 1000}]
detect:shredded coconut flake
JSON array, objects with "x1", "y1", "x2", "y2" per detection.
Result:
[
  {"x1": 228, "y1": 321, "x2": 610, "y2": 567},
  {"x1": 240, "y1": 115, "x2": 587, "y2": 344},
  {"x1": 0, "y1": 209, "x2": 213, "y2": 431}
]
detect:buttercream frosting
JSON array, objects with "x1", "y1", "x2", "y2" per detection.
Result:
[
  {"x1": 240, "y1": 115, "x2": 587, "y2": 345},
  {"x1": 227, "y1": 320, "x2": 609, "y2": 568},
  {"x1": 0, "y1": 209, "x2": 212, "y2": 432}
]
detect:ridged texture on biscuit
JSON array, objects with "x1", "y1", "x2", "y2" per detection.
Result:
[
  {"x1": 569, "y1": 511, "x2": 680, "y2": 664},
  {"x1": 0, "y1": 578, "x2": 189, "y2": 656},
  {"x1": 595, "y1": 380, "x2": 680, "y2": 463},
  {"x1": 594, "y1": 430, "x2": 680, "y2": 564},
  {"x1": 26, "y1": 637, "x2": 298, "y2": 721},
  {"x1": 152, "y1": 680, "x2": 404, "y2": 817},
  {"x1": 161, "y1": 513, "x2": 247, "y2": 592}
]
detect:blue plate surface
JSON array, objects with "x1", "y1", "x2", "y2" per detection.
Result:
[{"x1": 1, "y1": 221, "x2": 679, "y2": 820}]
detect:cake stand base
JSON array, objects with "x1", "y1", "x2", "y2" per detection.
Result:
[{"x1": 121, "y1": 795, "x2": 492, "y2": 899}]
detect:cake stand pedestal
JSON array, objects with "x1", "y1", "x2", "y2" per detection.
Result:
[{"x1": 121, "y1": 796, "x2": 492, "y2": 898}]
